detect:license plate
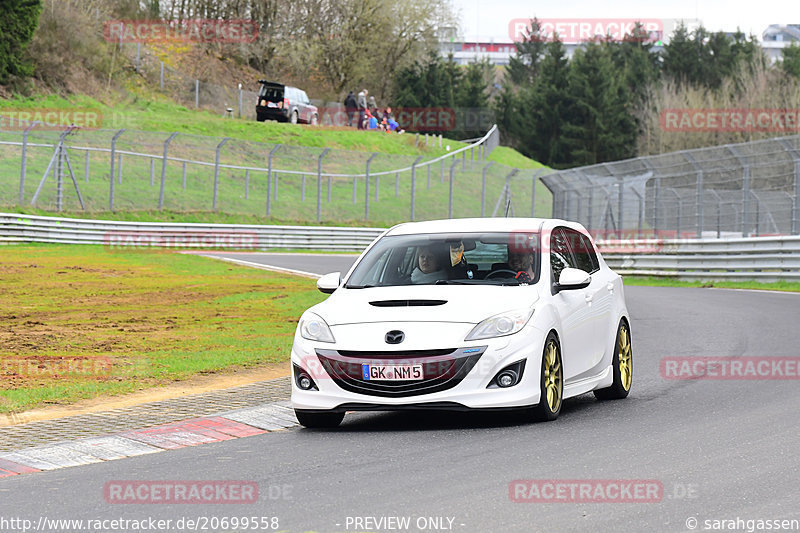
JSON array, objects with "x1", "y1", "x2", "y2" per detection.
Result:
[
  {"x1": 362, "y1": 363, "x2": 424, "y2": 381},
  {"x1": 267, "y1": 101, "x2": 278, "y2": 108}
]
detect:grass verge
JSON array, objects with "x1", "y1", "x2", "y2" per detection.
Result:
[
  {"x1": 0, "y1": 244, "x2": 325, "y2": 413},
  {"x1": 623, "y1": 276, "x2": 800, "y2": 292}
]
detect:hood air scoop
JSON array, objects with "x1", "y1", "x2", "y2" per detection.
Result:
[{"x1": 369, "y1": 299, "x2": 447, "y2": 307}]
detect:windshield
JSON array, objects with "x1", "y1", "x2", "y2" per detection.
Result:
[{"x1": 345, "y1": 232, "x2": 541, "y2": 288}]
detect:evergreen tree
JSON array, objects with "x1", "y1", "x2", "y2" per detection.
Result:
[
  {"x1": 782, "y1": 44, "x2": 800, "y2": 78},
  {"x1": 0, "y1": 0, "x2": 43, "y2": 83},
  {"x1": 661, "y1": 23, "x2": 703, "y2": 86},
  {"x1": 562, "y1": 43, "x2": 637, "y2": 166},
  {"x1": 527, "y1": 38, "x2": 571, "y2": 167},
  {"x1": 506, "y1": 18, "x2": 547, "y2": 86}
]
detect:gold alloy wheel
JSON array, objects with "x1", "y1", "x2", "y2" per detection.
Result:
[
  {"x1": 544, "y1": 340, "x2": 562, "y2": 412},
  {"x1": 618, "y1": 324, "x2": 633, "y2": 391}
]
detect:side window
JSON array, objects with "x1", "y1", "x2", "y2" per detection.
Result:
[
  {"x1": 550, "y1": 228, "x2": 572, "y2": 282},
  {"x1": 582, "y1": 234, "x2": 600, "y2": 272},
  {"x1": 564, "y1": 228, "x2": 597, "y2": 274}
]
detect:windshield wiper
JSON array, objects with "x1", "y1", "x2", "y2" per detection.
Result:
[
  {"x1": 434, "y1": 279, "x2": 522, "y2": 286},
  {"x1": 345, "y1": 284, "x2": 378, "y2": 289}
]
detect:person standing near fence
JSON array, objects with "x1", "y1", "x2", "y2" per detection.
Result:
[
  {"x1": 344, "y1": 91, "x2": 357, "y2": 127},
  {"x1": 357, "y1": 89, "x2": 368, "y2": 130}
]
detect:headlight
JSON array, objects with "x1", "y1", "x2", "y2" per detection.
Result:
[
  {"x1": 299, "y1": 312, "x2": 335, "y2": 343},
  {"x1": 465, "y1": 308, "x2": 534, "y2": 341}
]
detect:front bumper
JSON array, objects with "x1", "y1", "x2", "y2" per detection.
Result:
[{"x1": 290, "y1": 322, "x2": 546, "y2": 411}]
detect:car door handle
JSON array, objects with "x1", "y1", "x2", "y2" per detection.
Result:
[
  {"x1": 584, "y1": 293, "x2": 593, "y2": 303},
  {"x1": 606, "y1": 283, "x2": 614, "y2": 293}
]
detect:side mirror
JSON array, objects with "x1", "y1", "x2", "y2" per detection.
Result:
[
  {"x1": 554, "y1": 267, "x2": 591, "y2": 293},
  {"x1": 316, "y1": 272, "x2": 341, "y2": 294}
]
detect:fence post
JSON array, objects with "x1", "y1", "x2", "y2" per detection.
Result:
[
  {"x1": 793, "y1": 160, "x2": 799, "y2": 235},
  {"x1": 481, "y1": 162, "x2": 494, "y2": 217},
  {"x1": 365, "y1": 153, "x2": 378, "y2": 220},
  {"x1": 266, "y1": 144, "x2": 281, "y2": 216},
  {"x1": 531, "y1": 169, "x2": 544, "y2": 217},
  {"x1": 696, "y1": 170, "x2": 704, "y2": 238},
  {"x1": 212, "y1": 137, "x2": 230, "y2": 211},
  {"x1": 18, "y1": 122, "x2": 39, "y2": 205},
  {"x1": 238, "y1": 86, "x2": 243, "y2": 118},
  {"x1": 149, "y1": 158, "x2": 155, "y2": 187},
  {"x1": 653, "y1": 177, "x2": 661, "y2": 236},
  {"x1": 411, "y1": 156, "x2": 423, "y2": 221},
  {"x1": 158, "y1": 132, "x2": 178, "y2": 209},
  {"x1": 449, "y1": 159, "x2": 459, "y2": 218},
  {"x1": 742, "y1": 166, "x2": 751, "y2": 236},
  {"x1": 317, "y1": 148, "x2": 330, "y2": 222},
  {"x1": 109, "y1": 129, "x2": 125, "y2": 211},
  {"x1": 617, "y1": 177, "x2": 624, "y2": 234}
]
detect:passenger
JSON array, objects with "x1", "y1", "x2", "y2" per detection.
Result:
[{"x1": 411, "y1": 245, "x2": 447, "y2": 284}]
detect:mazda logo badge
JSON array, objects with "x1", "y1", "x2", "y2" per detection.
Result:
[{"x1": 385, "y1": 330, "x2": 405, "y2": 344}]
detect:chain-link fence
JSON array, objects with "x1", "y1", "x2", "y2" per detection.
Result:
[
  {"x1": 542, "y1": 135, "x2": 800, "y2": 239},
  {"x1": 0, "y1": 123, "x2": 556, "y2": 226}
]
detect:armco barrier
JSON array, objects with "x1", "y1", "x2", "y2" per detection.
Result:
[
  {"x1": 0, "y1": 214, "x2": 384, "y2": 252},
  {"x1": 2, "y1": 214, "x2": 799, "y2": 281},
  {"x1": 598, "y1": 235, "x2": 800, "y2": 282}
]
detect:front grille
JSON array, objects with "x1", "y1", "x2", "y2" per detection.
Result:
[{"x1": 316, "y1": 347, "x2": 486, "y2": 398}]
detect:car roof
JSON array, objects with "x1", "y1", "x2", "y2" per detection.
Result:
[{"x1": 384, "y1": 218, "x2": 588, "y2": 236}]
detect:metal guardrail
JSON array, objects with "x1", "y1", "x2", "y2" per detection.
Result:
[
  {"x1": 3, "y1": 214, "x2": 798, "y2": 281},
  {"x1": 0, "y1": 214, "x2": 384, "y2": 252},
  {"x1": 599, "y1": 235, "x2": 800, "y2": 281}
]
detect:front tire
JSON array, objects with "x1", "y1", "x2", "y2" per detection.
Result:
[
  {"x1": 295, "y1": 409, "x2": 344, "y2": 428},
  {"x1": 530, "y1": 332, "x2": 563, "y2": 421},
  {"x1": 594, "y1": 320, "x2": 632, "y2": 400}
]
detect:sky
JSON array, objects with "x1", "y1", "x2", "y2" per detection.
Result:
[{"x1": 449, "y1": 0, "x2": 798, "y2": 42}]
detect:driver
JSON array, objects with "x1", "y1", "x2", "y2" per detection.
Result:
[{"x1": 507, "y1": 247, "x2": 535, "y2": 284}]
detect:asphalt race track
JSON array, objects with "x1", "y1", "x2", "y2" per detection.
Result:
[{"x1": 1, "y1": 253, "x2": 798, "y2": 533}]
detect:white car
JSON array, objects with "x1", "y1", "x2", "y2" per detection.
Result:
[{"x1": 290, "y1": 218, "x2": 632, "y2": 428}]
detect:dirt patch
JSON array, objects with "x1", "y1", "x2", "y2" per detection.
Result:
[{"x1": 0, "y1": 362, "x2": 291, "y2": 427}]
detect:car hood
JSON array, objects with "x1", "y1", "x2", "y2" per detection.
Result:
[{"x1": 311, "y1": 284, "x2": 540, "y2": 326}]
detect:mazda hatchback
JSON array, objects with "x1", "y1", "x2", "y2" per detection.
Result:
[{"x1": 291, "y1": 218, "x2": 632, "y2": 428}]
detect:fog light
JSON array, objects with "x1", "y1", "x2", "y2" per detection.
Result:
[
  {"x1": 488, "y1": 359, "x2": 526, "y2": 389},
  {"x1": 293, "y1": 363, "x2": 318, "y2": 391},
  {"x1": 497, "y1": 370, "x2": 518, "y2": 388},
  {"x1": 298, "y1": 375, "x2": 313, "y2": 390}
]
